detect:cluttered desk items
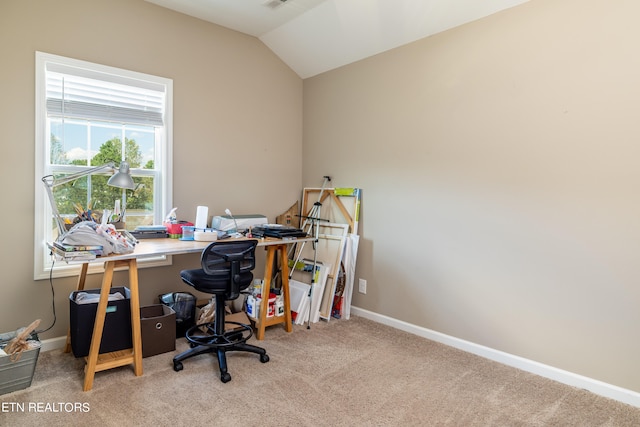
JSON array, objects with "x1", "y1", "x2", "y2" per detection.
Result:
[
  {"x1": 65, "y1": 221, "x2": 135, "y2": 252},
  {"x1": 42, "y1": 161, "x2": 137, "y2": 263},
  {"x1": 41, "y1": 161, "x2": 135, "y2": 240},
  {"x1": 251, "y1": 224, "x2": 309, "y2": 239},
  {"x1": 131, "y1": 225, "x2": 169, "y2": 239},
  {"x1": 211, "y1": 213, "x2": 267, "y2": 232},
  {"x1": 50, "y1": 221, "x2": 136, "y2": 262}
]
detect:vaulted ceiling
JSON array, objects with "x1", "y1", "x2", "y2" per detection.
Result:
[{"x1": 146, "y1": 0, "x2": 531, "y2": 79}]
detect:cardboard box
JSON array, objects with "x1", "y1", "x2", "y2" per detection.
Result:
[
  {"x1": 195, "y1": 299, "x2": 251, "y2": 332},
  {"x1": 69, "y1": 287, "x2": 132, "y2": 358},
  {"x1": 0, "y1": 333, "x2": 40, "y2": 395},
  {"x1": 225, "y1": 311, "x2": 252, "y2": 332},
  {"x1": 140, "y1": 305, "x2": 176, "y2": 358}
]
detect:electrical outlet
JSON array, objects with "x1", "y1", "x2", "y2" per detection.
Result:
[{"x1": 358, "y1": 278, "x2": 367, "y2": 294}]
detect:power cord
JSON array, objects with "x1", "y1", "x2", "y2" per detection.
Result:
[{"x1": 35, "y1": 255, "x2": 57, "y2": 335}]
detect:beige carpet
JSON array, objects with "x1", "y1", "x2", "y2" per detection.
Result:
[{"x1": 2, "y1": 316, "x2": 640, "y2": 426}]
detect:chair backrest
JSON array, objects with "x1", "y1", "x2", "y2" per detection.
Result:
[{"x1": 200, "y1": 239, "x2": 258, "y2": 300}]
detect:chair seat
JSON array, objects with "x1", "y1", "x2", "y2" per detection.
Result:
[{"x1": 180, "y1": 268, "x2": 253, "y2": 295}]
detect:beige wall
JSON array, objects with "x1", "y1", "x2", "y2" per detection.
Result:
[
  {"x1": 0, "y1": 1, "x2": 302, "y2": 339},
  {"x1": 304, "y1": 0, "x2": 640, "y2": 392}
]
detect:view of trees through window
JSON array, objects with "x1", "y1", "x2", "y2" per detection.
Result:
[{"x1": 49, "y1": 120, "x2": 157, "y2": 233}]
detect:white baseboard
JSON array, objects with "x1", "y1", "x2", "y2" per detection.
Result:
[
  {"x1": 40, "y1": 335, "x2": 67, "y2": 352},
  {"x1": 350, "y1": 306, "x2": 640, "y2": 408}
]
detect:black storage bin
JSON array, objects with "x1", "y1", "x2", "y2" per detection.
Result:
[
  {"x1": 69, "y1": 287, "x2": 133, "y2": 358},
  {"x1": 140, "y1": 304, "x2": 176, "y2": 358},
  {"x1": 159, "y1": 292, "x2": 196, "y2": 338}
]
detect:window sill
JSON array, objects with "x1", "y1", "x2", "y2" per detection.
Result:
[{"x1": 35, "y1": 254, "x2": 172, "y2": 281}]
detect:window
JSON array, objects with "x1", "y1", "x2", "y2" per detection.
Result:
[{"x1": 34, "y1": 52, "x2": 173, "y2": 279}]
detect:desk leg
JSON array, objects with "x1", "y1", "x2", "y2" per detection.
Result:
[
  {"x1": 127, "y1": 259, "x2": 143, "y2": 376},
  {"x1": 255, "y1": 244, "x2": 293, "y2": 340},
  {"x1": 277, "y1": 244, "x2": 293, "y2": 333},
  {"x1": 82, "y1": 259, "x2": 143, "y2": 391},
  {"x1": 65, "y1": 263, "x2": 89, "y2": 353},
  {"x1": 83, "y1": 261, "x2": 115, "y2": 391},
  {"x1": 256, "y1": 247, "x2": 275, "y2": 341}
]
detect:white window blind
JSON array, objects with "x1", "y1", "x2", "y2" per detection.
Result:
[{"x1": 45, "y1": 63, "x2": 166, "y2": 126}]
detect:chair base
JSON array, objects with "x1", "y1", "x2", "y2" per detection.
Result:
[{"x1": 172, "y1": 321, "x2": 269, "y2": 383}]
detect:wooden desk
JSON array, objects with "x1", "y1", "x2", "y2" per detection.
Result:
[{"x1": 60, "y1": 236, "x2": 312, "y2": 391}]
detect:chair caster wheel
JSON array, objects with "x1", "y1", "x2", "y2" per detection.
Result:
[
  {"x1": 221, "y1": 372, "x2": 231, "y2": 383},
  {"x1": 260, "y1": 354, "x2": 269, "y2": 363},
  {"x1": 173, "y1": 361, "x2": 183, "y2": 372}
]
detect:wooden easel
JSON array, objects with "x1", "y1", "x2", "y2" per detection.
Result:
[{"x1": 301, "y1": 187, "x2": 361, "y2": 234}]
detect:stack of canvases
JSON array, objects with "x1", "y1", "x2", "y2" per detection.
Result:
[{"x1": 288, "y1": 186, "x2": 361, "y2": 324}]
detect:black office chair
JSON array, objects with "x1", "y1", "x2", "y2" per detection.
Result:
[{"x1": 172, "y1": 239, "x2": 269, "y2": 383}]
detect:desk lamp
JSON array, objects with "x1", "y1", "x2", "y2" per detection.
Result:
[{"x1": 42, "y1": 161, "x2": 135, "y2": 239}]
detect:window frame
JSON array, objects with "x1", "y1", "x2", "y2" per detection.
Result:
[{"x1": 34, "y1": 52, "x2": 174, "y2": 280}]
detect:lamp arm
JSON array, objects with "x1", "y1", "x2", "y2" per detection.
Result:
[
  {"x1": 42, "y1": 162, "x2": 116, "y2": 189},
  {"x1": 43, "y1": 178, "x2": 67, "y2": 239},
  {"x1": 41, "y1": 161, "x2": 120, "y2": 240}
]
